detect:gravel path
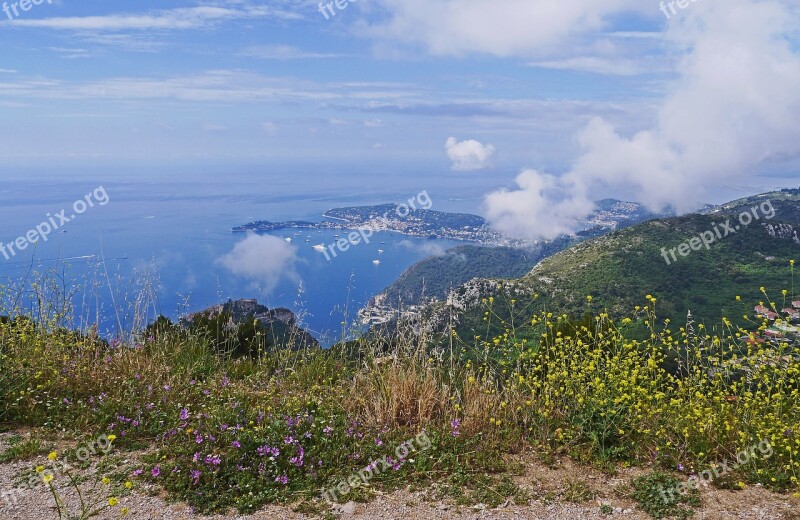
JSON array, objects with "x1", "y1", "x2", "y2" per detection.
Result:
[{"x1": 1, "y1": 433, "x2": 796, "y2": 520}]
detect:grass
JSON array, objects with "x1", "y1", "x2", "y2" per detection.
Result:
[
  {"x1": 0, "y1": 264, "x2": 798, "y2": 517},
  {"x1": 0, "y1": 433, "x2": 44, "y2": 462},
  {"x1": 631, "y1": 472, "x2": 701, "y2": 519}
]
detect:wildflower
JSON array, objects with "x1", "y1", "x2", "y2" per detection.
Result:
[
  {"x1": 232, "y1": 441, "x2": 241, "y2": 448},
  {"x1": 275, "y1": 475, "x2": 288, "y2": 485},
  {"x1": 48, "y1": 451, "x2": 58, "y2": 461},
  {"x1": 323, "y1": 426, "x2": 333, "y2": 436},
  {"x1": 190, "y1": 470, "x2": 201, "y2": 486},
  {"x1": 125, "y1": 481, "x2": 132, "y2": 489},
  {"x1": 108, "y1": 434, "x2": 117, "y2": 442},
  {"x1": 43, "y1": 474, "x2": 54, "y2": 484},
  {"x1": 108, "y1": 497, "x2": 119, "y2": 507},
  {"x1": 132, "y1": 469, "x2": 143, "y2": 477},
  {"x1": 151, "y1": 466, "x2": 161, "y2": 478},
  {"x1": 205, "y1": 454, "x2": 221, "y2": 466},
  {"x1": 451, "y1": 418, "x2": 461, "y2": 437},
  {"x1": 375, "y1": 438, "x2": 383, "y2": 447},
  {"x1": 35, "y1": 466, "x2": 45, "y2": 473},
  {"x1": 257, "y1": 445, "x2": 279, "y2": 458},
  {"x1": 290, "y1": 446, "x2": 305, "y2": 467},
  {"x1": 180, "y1": 408, "x2": 189, "y2": 421},
  {"x1": 121, "y1": 507, "x2": 129, "y2": 516},
  {"x1": 102, "y1": 477, "x2": 111, "y2": 485}
]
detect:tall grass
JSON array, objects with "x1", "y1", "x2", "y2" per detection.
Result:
[{"x1": 0, "y1": 265, "x2": 798, "y2": 514}]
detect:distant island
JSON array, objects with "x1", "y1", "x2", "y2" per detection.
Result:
[
  {"x1": 233, "y1": 203, "x2": 515, "y2": 245},
  {"x1": 233, "y1": 200, "x2": 666, "y2": 247}
]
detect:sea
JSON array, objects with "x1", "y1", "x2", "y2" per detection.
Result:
[{"x1": 0, "y1": 163, "x2": 494, "y2": 345}]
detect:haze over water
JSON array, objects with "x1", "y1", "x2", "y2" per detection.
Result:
[{"x1": 0, "y1": 164, "x2": 489, "y2": 344}]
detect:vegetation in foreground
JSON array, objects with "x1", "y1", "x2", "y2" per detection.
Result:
[{"x1": 0, "y1": 263, "x2": 799, "y2": 518}]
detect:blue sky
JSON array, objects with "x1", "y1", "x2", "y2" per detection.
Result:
[{"x1": 1, "y1": 0, "x2": 799, "y2": 238}]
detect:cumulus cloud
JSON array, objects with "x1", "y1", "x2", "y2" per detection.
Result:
[
  {"x1": 484, "y1": 0, "x2": 800, "y2": 240},
  {"x1": 369, "y1": 0, "x2": 644, "y2": 57},
  {"x1": 217, "y1": 234, "x2": 299, "y2": 292},
  {"x1": 445, "y1": 137, "x2": 495, "y2": 171}
]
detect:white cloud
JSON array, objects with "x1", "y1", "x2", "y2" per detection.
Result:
[
  {"x1": 9, "y1": 5, "x2": 300, "y2": 31},
  {"x1": 241, "y1": 45, "x2": 343, "y2": 60},
  {"x1": 262, "y1": 122, "x2": 278, "y2": 136},
  {"x1": 399, "y1": 240, "x2": 448, "y2": 257},
  {"x1": 369, "y1": 0, "x2": 645, "y2": 57},
  {"x1": 485, "y1": 0, "x2": 800, "y2": 240},
  {"x1": 528, "y1": 57, "x2": 643, "y2": 76},
  {"x1": 217, "y1": 234, "x2": 299, "y2": 292},
  {"x1": 445, "y1": 137, "x2": 495, "y2": 171}
]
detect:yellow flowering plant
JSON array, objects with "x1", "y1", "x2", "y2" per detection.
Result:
[{"x1": 39, "y1": 435, "x2": 129, "y2": 519}]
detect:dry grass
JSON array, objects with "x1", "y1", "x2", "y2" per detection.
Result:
[{"x1": 348, "y1": 359, "x2": 450, "y2": 428}]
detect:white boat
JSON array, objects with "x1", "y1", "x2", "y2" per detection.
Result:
[
  {"x1": 313, "y1": 244, "x2": 326, "y2": 252},
  {"x1": 377, "y1": 249, "x2": 384, "y2": 254},
  {"x1": 285, "y1": 237, "x2": 292, "y2": 243},
  {"x1": 372, "y1": 260, "x2": 381, "y2": 265}
]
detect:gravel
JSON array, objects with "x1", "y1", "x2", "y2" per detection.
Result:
[{"x1": 1, "y1": 433, "x2": 796, "y2": 520}]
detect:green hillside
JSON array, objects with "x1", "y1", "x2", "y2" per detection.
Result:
[
  {"x1": 369, "y1": 240, "x2": 574, "y2": 306},
  {"x1": 437, "y1": 192, "x2": 800, "y2": 339}
]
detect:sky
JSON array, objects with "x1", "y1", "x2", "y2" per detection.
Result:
[{"x1": 1, "y1": 0, "x2": 799, "y2": 239}]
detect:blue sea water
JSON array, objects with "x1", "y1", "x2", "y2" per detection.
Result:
[{"x1": 0, "y1": 164, "x2": 488, "y2": 345}]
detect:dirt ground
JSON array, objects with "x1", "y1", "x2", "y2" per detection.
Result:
[{"x1": 0, "y1": 432, "x2": 797, "y2": 520}]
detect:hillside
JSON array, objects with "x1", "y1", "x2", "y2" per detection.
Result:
[
  {"x1": 429, "y1": 191, "x2": 800, "y2": 339},
  {"x1": 364, "y1": 199, "x2": 667, "y2": 318},
  {"x1": 178, "y1": 299, "x2": 319, "y2": 355},
  {"x1": 366, "y1": 240, "x2": 573, "y2": 308}
]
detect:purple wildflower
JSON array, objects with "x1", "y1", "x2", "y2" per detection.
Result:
[{"x1": 451, "y1": 418, "x2": 461, "y2": 437}]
